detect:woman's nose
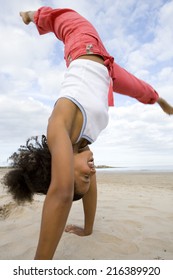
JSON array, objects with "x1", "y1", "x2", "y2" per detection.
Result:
[{"x1": 88, "y1": 161, "x2": 96, "y2": 174}]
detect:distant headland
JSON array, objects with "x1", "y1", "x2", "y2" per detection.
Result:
[{"x1": 95, "y1": 165, "x2": 115, "y2": 169}]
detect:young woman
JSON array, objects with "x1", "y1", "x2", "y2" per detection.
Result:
[{"x1": 4, "y1": 6, "x2": 173, "y2": 260}]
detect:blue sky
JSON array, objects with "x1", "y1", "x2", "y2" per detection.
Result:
[{"x1": 0, "y1": 0, "x2": 173, "y2": 168}]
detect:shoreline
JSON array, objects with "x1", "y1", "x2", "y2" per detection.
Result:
[{"x1": 1, "y1": 165, "x2": 173, "y2": 171}]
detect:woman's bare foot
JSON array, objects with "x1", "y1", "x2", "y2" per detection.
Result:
[
  {"x1": 19, "y1": 11, "x2": 34, "y2": 25},
  {"x1": 157, "y1": 97, "x2": 173, "y2": 115}
]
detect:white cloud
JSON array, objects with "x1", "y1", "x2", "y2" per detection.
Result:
[
  {"x1": 0, "y1": 95, "x2": 51, "y2": 165},
  {"x1": 91, "y1": 104, "x2": 173, "y2": 167}
]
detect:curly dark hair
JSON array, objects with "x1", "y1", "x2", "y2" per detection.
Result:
[{"x1": 3, "y1": 135, "x2": 83, "y2": 204}]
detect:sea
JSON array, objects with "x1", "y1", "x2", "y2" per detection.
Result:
[{"x1": 96, "y1": 165, "x2": 173, "y2": 173}]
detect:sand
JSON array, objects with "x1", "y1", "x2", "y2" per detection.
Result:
[{"x1": 0, "y1": 168, "x2": 173, "y2": 260}]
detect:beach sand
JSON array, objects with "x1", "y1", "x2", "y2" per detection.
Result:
[{"x1": 0, "y1": 168, "x2": 173, "y2": 260}]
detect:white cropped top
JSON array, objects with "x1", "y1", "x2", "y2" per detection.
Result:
[{"x1": 57, "y1": 59, "x2": 111, "y2": 144}]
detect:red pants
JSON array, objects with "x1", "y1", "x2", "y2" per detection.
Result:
[{"x1": 34, "y1": 6, "x2": 159, "y2": 106}]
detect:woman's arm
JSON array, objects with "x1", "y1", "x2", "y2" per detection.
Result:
[
  {"x1": 34, "y1": 127, "x2": 74, "y2": 259},
  {"x1": 34, "y1": 131, "x2": 73, "y2": 259},
  {"x1": 82, "y1": 173, "x2": 97, "y2": 235},
  {"x1": 34, "y1": 100, "x2": 77, "y2": 260},
  {"x1": 65, "y1": 172, "x2": 97, "y2": 236}
]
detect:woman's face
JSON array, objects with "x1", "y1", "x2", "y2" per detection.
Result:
[{"x1": 73, "y1": 150, "x2": 96, "y2": 198}]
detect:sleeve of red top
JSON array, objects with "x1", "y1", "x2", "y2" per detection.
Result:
[{"x1": 112, "y1": 62, "x2": 159, "y2": 104}]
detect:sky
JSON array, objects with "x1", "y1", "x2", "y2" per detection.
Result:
[{"x1": 0, "y1": 0, "x2": 173, "y2": 168}]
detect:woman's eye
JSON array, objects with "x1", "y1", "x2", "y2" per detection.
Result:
[{"x1": 84, "y1": 175, "x2": 90, "y2": 182}]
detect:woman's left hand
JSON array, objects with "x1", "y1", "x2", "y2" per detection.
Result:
[{"x1": 65, "y1": 224, "x2": 86, "y2": 236}]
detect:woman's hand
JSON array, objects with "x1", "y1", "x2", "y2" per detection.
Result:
[
  {"x1": 157, "y1": 97, "x2": 173, "y2": 115},
  {"x1": 65, "y1": 224, "x2": 90, "y2": 236}
]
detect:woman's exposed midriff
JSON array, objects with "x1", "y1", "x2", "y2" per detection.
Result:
[{"x1": 77, "y1": 54, "x2": 105, "y2": 65}]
